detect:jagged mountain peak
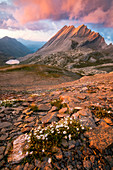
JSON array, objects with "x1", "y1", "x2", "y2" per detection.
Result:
[
  {"x1": 20, "y1": 24, "x2": 107, "y2": 63},
  {"x1": 37, "y1": 24, "x2": 106, "y2": 55}
]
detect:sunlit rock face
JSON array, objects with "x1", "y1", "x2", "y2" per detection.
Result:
[{"x1": 6, "y1": 59, "x2": 20, "y2": 65}]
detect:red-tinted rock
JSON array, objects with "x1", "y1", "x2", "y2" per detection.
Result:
[{"x1": 85, "y1": 121, "x2": 113, "y2": 153}]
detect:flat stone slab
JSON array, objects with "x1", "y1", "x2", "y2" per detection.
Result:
[
  {"x1": 41, "y1": 111, "x2": 57, "y2": 123},
  {"x1": 85, "y1": 121, "x2": 113, "y2": 153},
  {"x1": 0, "y1": 122, "x2": 12, "y2": 129},
  {"x1": 8, "y1": 134, "x2": 28, "y2": 164}
]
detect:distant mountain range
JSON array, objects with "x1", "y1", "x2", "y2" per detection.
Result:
[
  {"x1": 20, "y1": 24, "x2": 113, "y2": 75},
  {"x1": 18, "y1": 39, "x2": 46, "y2": 53},
  {"x1": 0, "y1": 36, "x2": 31, "y2": 58}
]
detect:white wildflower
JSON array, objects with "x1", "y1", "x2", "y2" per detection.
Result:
[
  {"x1": 48, "y1": 158, "x2": 52, "y2": 164},
  {"x1": 76, "y1": 128, "x2": 79, "y2": 131},
  {"x1": 18, "y1": 151, "x2": 22, "y2": 155},
  {"x1": 45, "y1": 134, "x2": 48, "y2": 138},
  {"x1": 82, "y1": 126, "x2": 85, "y2": 130},
  {"x1": 67, "y1": 126, "x2": 69, "y2": 130},
  {"x1": 63, "y1": 131, "x2": 66, "y2": 134},
  {"x1": 26, "y1": 151, "x2": 28, "y2": 155},
  {"x1": 42, "y1": 135, "x2": 45, "y2": 140},
  {"x1": 38, "y1": 126, "x2": 41, "y2": 130},
  {"x1": 56, "y1": 125, "x2": 60, "y2": 129},
  {"x1": 65, "y1": 136, "x2": 67, "y2": 139},
  {"x1": 69, "y1": 134, "x2": 71, "y2": 140},
  {"x1": 70, "y1": 121, "x2": 72, "y2": 124},
  {"x1": 37, "y1": 135, "x2": 41, "y2": 139},
  {"x1": 42, "y1": 149, "x2": 45, "y2": 152}
]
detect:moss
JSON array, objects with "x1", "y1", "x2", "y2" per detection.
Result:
[
  {"x1": 89, "y1": 105, "x2": 113, "y2": 119},
  {"x1": 50, "y1": 98, "x2": 68, "y2": 111},
  {"x1": 86, "y1": 85, "x2": 99, "y2": 93},
  {"x1": 29, "y1": 103, "x2": 38, "y2": 112}
]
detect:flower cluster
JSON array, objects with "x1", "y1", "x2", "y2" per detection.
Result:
[
  {"x1": 24, "y1": 116, "x2": 87, "y2": 161},
  {"x1": 0, "y1": 99, "x2": 24, "y2": 107}
]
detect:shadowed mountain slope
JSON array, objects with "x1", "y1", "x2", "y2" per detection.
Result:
[{"x1": 0, "y1": 36, "x2": 31, "y2": 58}]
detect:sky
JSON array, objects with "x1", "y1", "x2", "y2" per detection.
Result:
[{"x1": 0, "y1": 0, "x2": 113, "y2": 43}]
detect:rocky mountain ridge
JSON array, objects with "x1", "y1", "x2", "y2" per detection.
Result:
[{"x1": 20, "y1": 24, "x2": 113, "y2": 75}]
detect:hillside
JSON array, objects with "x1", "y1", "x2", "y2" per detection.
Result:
[
  {"x1": 0, "y1": 51, "x2": 14, "y2": 66},
  {"x1": 0, "y1": 36, "x2": 31, "y2": 58},
  {"x1": 0, "y1": 71, "x2": 113, "y2": 169}
]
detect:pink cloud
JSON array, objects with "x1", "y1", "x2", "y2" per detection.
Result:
[
  {"x1": 13, "y1": 0, "x2": 113, "y2": 27},
  {"x1": 2, "y1": 0, "x2": 112, "y2": 28}
]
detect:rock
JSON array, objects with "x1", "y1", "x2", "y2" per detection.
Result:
[
  {"x1": 79, "y1": 116, "x2": 96, "y2": 128},
  {"x1": 0, "y1": 133, "x2": 8, "y2": 140},
  {"x1": 8, "y1": 134, "x2": 28, "y2": 163},
  {"x1": 85, "y1": 121, "x2": 113, "y2": 153},
  {"x1": 83, "y1": 160, "x2": 92, "y2": 170},
  {"x1": 77, "y1": 94, "x2": 87, "y2": 100},
  {"x1": 24, "y1": 163, "x2": 34, "y2": 170},
  {"x1": 0, "y1": 146, "x2": 5, "y2": 155},
  {"x1": 24, "y1": 116, "x2": 35, "y2": 122},
  {"x1": 41, "y1": 111, "x2": 58, "y2": 123},
  {"x1": 74, "y1": 106, "x2": 83, "y2": 110},
  {"x1": 17, "y1": 115, "x2": 24, "y2": 121},
  {"x1": 105, "y1": 156, "x2": 113, "y2": 167},
  {"x1": 21, "y1": 126, "x2": 32, "y2": 133},
  {"x1": 61, "y1": 139, "x2": 68, "y2": 148},
  {"x1": 23, "y1": 108, "x2": 31, "y2": 114},
  {"x1": 5, "y1": 142, "x2": 11, "y2": 155},
  {"x1": 0, "y1": 160, "x2": 5, "y2": 167},
  {"x1": 57, "y1": 113, "x2": 70, "y2": 118},
  {"x1": 35, "y1": 159, "x2": 41, "y2": 167},
  {"x1": 22, "y1": 102, "x2": 29, "y2": 107},
  {"x1": 90, "y1": 155, "x2": 95, "y2": 163},
  {"x1": 104, "y1": 117, "x2": 113, "y2": 125},
  {"x1": 50, "y1": 91, "x2": 62, "y2": 96},
  {"x1": 0, "y1": 122, "x2": 12, "y2": 129},
  {"x1": 77, "y1": 108, "x2": 93, "y2": 117},
  {"x1": 67, "y1": 165, "x2": 73, "y2": 170},
  {"x1": 0, "y1": 154, "x2": 4, "y2": 160},
  {"x1": 68, "y1": 140, "x2": 76, "y2": 150},
  {"x1": 49, "y1": 106, "x2": 57, "y2": 112},
  {"x1": 38, "y1": 103, "x2": 51, "y2": 111},
  {"x1": 59, "y1": 107, "x2": 67, "y2": 114},
  {"x1": 15, "y1": 165, "x2": 24, "y2": 170},
  {"x1": 53, "y1": 147, "x2": 63, "y2": 160}
]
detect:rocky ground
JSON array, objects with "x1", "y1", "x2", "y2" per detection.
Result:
[{"x1": 0, "y1": 72, "x2": 113, "y2": 169}]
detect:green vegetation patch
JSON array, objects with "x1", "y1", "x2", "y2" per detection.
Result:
[
  {"x1": 89, "y1": 105, "x2": 113, "y2": 119},
  {"x1": 0, "y1": 99, "x2": 24, "y2": 107},
  {"x1": 23, "y1": 117, "x2": 88, "y2": 162},
  {"x1": 50, "y1": 98, "x2": 68, "y2": 111}
]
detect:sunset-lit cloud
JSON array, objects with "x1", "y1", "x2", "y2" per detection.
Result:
[
  {"x1": 0, "y1": 0, "x2": 113, "y2": 42},
  {"x1": 13, "y1": 0, "x2": 113, "y2": 27}
]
